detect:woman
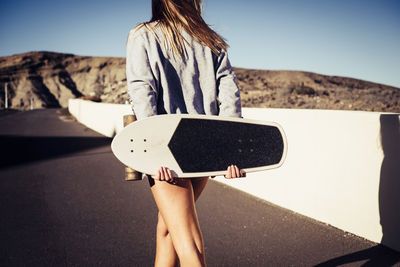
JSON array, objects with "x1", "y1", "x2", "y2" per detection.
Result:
[{"x1": 126, "y1": 0, "x2": 245, "y2": 266}]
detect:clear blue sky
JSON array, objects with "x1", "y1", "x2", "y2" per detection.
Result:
[{"x1": 1, "y1": 0, "x2": 399, "y2": 87}]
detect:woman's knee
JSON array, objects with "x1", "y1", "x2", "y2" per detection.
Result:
[{"x1": 173, "y1": 236, "x2": 205, "y2": 266}]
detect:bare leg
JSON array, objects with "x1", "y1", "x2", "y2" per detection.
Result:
[
  {"x1": 151, "y1": 178, "x2": 208, "y2": 267},
  {"x1": 154, "y1": 178, "x2": 208, "y2": 267},
  {"x1": 155, "y1": 213, "x2": 178, "y2": 267},
  {"x1": 190, "y1": 177, "x2": 208, "y2": 265}
]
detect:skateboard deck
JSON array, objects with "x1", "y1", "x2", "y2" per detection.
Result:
[{"x1": 111, "y1": 114, "x2": 287, "y2": 178}]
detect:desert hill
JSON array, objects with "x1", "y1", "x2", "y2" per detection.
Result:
[{"x1": 0, "y1": 51, "x2": 399, "y2": 112}]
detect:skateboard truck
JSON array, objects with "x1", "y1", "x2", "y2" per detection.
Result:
[{"x1": 123, "y1": 114, "x2": 143, "y2": 181}]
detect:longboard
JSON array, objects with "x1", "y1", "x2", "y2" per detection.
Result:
[{"x1": 111, "y1": 114, "x2": 287, "y2": 178}]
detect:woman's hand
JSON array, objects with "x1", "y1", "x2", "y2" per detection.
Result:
[
  {"x1": 152, "y1": 167, "x2": 176, "y2": 184},
  {"x1": 225, "y1": 165, "x2": 246, "y2": 179}
]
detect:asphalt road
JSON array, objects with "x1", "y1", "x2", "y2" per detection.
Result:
[{"x1": 0, "y1": 109, "x2": 399, "y2": 266}]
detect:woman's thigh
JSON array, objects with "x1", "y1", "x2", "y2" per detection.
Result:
[
  {"x1": 151, "y1": 179, "x2": 198, "y2": 234},
  {"x1": 150, "y1": 178, "x2": 208, "y2": 248}
]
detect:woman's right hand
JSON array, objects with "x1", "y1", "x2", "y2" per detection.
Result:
[
  {"x1": 225, "y1": 165, "x2": 246, "y2": 179},
  {"x1": 152, "y1": 167, "x2": 176, "y2": 184}
]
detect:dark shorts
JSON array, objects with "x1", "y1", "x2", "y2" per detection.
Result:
[
  {"x1": 147, "y1": 176, "x2": 208, "y2": 187},
  {"x1": 148, "y1": 176, "x2": 155, "y2": 187}
]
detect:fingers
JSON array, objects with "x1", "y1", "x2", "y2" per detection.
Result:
[
  {"x1": 225, "y1": 165, "x2": 232, "y2": 179},
  {"x1": 225, "y1": 165, "x2": 234, "y2": 179},
  {"x1": 162, "y1": 167, "x2": 169, "y2": 180},
  {"x1": 233, "y1": 165, "x2": 240, "y2": 177},
  {"x1": 153, "y1": 167, "x2": 176, "y2": 184},
  {"x1": 166, "y1": 168, "x2": 177, "y2": 184},
  {"x1": 225, "y1": 165, "x2": 246, "y2": 179}
]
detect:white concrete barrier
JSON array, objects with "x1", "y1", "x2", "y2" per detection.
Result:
[
  {"x1": 69, "y1": 99, "x2": 132, "y2": 137},
  {"x1": 68, "y1": 99, "x2": 400, "y2": 251}
]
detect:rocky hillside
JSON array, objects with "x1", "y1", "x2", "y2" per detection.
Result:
[
  {"x1": 0, "y1": 51, "x2": 126, "y2": 109},
  {"x1": 0, "y1": 51, "x2": 399, "y2": 112},
  {"x1": 236, "y1": 68, "x2": 400, "y2": 112}
]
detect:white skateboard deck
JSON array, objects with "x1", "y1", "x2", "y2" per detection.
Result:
[{"x1": 111, "y1": 114, "x2": 287, "y2": 178}]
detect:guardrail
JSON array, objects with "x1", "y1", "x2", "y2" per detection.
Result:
[{"x1": 69, "y1": 98, "x2": 400, "y2": 251}]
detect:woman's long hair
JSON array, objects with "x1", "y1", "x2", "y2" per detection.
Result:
[{"x1": 144, "y1": 0, "x2": 228, "y2": 57}]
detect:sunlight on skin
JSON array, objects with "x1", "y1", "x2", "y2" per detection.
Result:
[{"x1": 152, "y1": 165, "x2": 246, "y2": 182}]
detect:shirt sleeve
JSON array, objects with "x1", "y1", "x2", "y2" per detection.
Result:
[
  {"x1": 215, "y1": 50, "x2": 242, "y2": 118},
  {"x1": 126, "y1": 29, "x2": 158, "y2": 120}
]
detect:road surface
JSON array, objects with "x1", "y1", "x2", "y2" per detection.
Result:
[{"x1": 1, "y1": 109, "x2": 399, "y2": 266}]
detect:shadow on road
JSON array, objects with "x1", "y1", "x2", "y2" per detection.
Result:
[
  {"x1": 0, "y1": 135, "x2": 112, "y2": 169},
  {"x1": 0, "y1": 109, "x2": 19, "y2": 118},
  {"x1": 313, "y1": 244, "x2": 400, "y2": 266}
]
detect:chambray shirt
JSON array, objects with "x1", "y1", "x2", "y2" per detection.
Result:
[{"x1": 126, "y1": 23, "x2": 242, "y2": 120}]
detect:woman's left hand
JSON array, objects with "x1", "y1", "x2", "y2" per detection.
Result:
[{"x1": 153, "y1": 166, "x2": 177, "y2": 184}]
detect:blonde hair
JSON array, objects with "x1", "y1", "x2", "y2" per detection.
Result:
[{"x1": 143, "y1": 0, "x2": 228, "y2": 57}]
